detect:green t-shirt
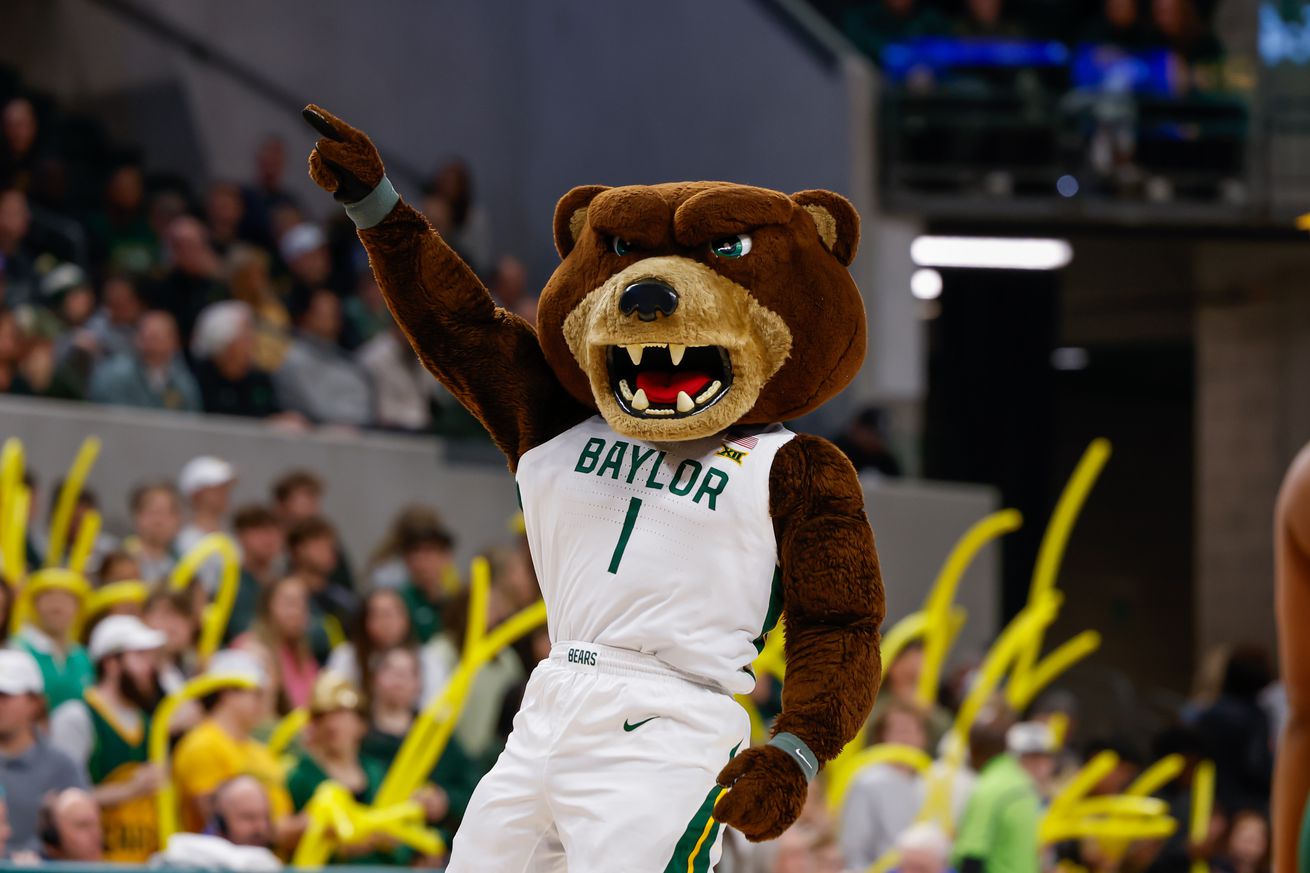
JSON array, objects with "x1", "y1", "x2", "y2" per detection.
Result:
[
  {"x1": 952, "y1": 754, "x2": 1042, "y2": 873},
  {"x1": 400, "y1": 583, "x2": 443, "y2": 643},
  {"x1": 19, "y1": 637, "x2": 93, "y2": 710},
  {"x1": 286, "y1": 753, "x2": 406, "y2": 865}
]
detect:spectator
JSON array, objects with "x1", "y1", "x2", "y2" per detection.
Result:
[
  {"x1": 96, "y1": 550, "x2": 141, "y2": 586},
  {"x1": 226, "y1": 246, "x2": 291, "y2": 371},
  {"x1": 843, "y1": 0, "x2": 950, "y2": 63},
  {"x1": 280, "y1": 223, "x2": 333, "y2": 309},
  {"x1": 1148, "y1": 0, "x2": 1224, "y2": 81},
  {"x1": 273, "y1": 287, "x2": 373, "y2": 427},
  {"x1": 142, "y1": 585, "x2": 201, "y2": 688},
  {"x1": 33, "y1": 263, "x2": 101, "y2": 399},
  {"x1": 152, "y1": 775, "x2": 282, "y2": 871},
  {"x1": 123, "y1": 480, "x2": 182, "y2": 584},
  {"x1": 49, "y1": 615, "x2": 166, "y2": 861},
  {"x1": 952, "y1": 719, "x2": 1046, "y2": 873},
  {"x1": 88, "y1": 309, "x2": 202, "y2": 412},
  {"x1": 14, "y1": 570, "x2": 94, "y2": 709},
  {"x1": 835, "y1": 407, "x2": 903, "y2": 478},
  {"x1": 0, "y1": 187, "x2": 38, "y2": 307},
  {"x1": 286, "y1": 515, "x2": 356, "y2": 642},
  {"x1": 36, "y1": 788, "x2": 103, "y2": 862},
  {"x1": 840, "y1": 700, "x2": 932, "y2": 870},
  {"x1": 365, "y1": 504, "x2": 449, "y2": 589},
  {"x1": 356, "y1": 319, "x2": 437, "y2": 432},
  {"x1": 342, "y1": 271, "x2": 391, "y2": 348},
  {"x1": 272, "y1": 469, "x2": 355, "y2": 595},
  {"x1": 1195, "y1": 646, "x2": 1274, "y2": 813},
  {"x1": 429, "y1": 160, "x2": 493, "y2": 274},
  {"x1": 175, "y1": 454, "x2": 236, "y2": 589},
  {"x1": 1217, "y1": 809, "x2": 1270, "y2": 873},
  {"x1": 0, "y1": 308, "x2": 32, "y2": 395},
  {"x1": 86, "y1": 162, "x2": 157, "y2": 277},
  {"x1": 239, "y1": 575, "x2": 319, "y2": 713},
  {"x1": 957, "y1": 0, "x2": 1024, "y2": 38},
  {"x1": 867, "y1": 641, "x2": 953, "y2": 748},
  {"x1": 488, "y1": 255, "x2": 536, "y2": 321},
  {"x1": 226, "y1": 504, "x2": 285, "y2": 642},
  {"x1": 0, "y1": 788, "x2": 38, "y2": 863},
  {"x1": 85, "y1": 275, "x2": 146, "y2": 362},
  {"x1": 240, "y1": 135, "x2": 299, "y2": 250},
  {"x1": 206, "y1": 181, "x2": 246, "y2": 258},
  {"x1": 148, "y1": 215, "x2": 228, "y2": 346},
  {"x1": 171, "y1": 649, "x2": 292, "y2": 835},
  {"x1": 0, "y1": 99, "x2": 41, "y2": 194},
  {"x1": 0, "y1": 649, "x2": 88, "y2": 850},
  {"x1": 398, "y1": 520, "x2": 457, "y2": 644},
  {"x1": 1081, "y1": 0, "x2": 1152, "y2": 47},
  {"x1": 894, "y1": 823, "x2": 954, "y2": 873},
  {"x1": 326, "y1": 588, "x2": 414, "y2": 695},
  {"x1": 191, "y1": 300, "x2": 284, "y2": 419}
]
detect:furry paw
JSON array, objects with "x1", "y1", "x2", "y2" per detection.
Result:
[
  {"x1": 302, "y1": 104, "x2": 385, "y2": 203},
  {"x1": 712, "y1": 744, "x2": 808, "y2": 842}
]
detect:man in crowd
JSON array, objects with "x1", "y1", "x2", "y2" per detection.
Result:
[
  {"x1": 147, "y1": 215, "x2": 227, "y2": 346},
  {"x1": 176, "y1": 454, "x2": 237, "y2": 590},
  {"x1": 398, "y1": 520, "x2": 457, "y2": 643},
  {"x1": 273, "y1": 287, "x2": 372, "y2": 427},
  {"x1": 37, "y1": 788, "x2": 103, "y2": 863},
  {"x1": 49, "y1": 615, "x2": 167, "y2": 861},
  {"x1": 953, "y1": 719, "x2": 1052, "y2": 873},
  {"x1": 172, "y1": 651, "x2": 292, "y2": 837},
  {"x1": 286, "y1": 516, "x2": 356, "y2": 653},
  {"x1": 88, "y1": 309, "x2": 202, "y2": 411},
  {"x1": 271, "y1": 468, "x2": 354, "y2": 592},
  {"x1": 226, "y1": 504, "x2": 286, "y2": 641},
  {"x1": 153, "y1": 775, "x2": 282, "y2": 871},
  {"x1": 0, "y1": 187, "x2": 37, "y2": 307},
  {"x1": 0, "y1": 650, "x2": 87, "y2": 849}
]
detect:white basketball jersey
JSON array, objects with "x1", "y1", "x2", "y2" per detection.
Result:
[{"x1": 515, "y1": 415, "x2": 796, "y2": 695}]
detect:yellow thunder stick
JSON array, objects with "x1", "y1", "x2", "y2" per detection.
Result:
[
  {"x1": 375, "y1": 555, "x2": 547, "y2": 806},
  {"x1": 169, "y1": 533, "x2": 241, "y2": 664},
  {"x1": 151, "y1": 673, "x2": 259, "y2": 843},
  {"x1": 45, "y1": 437, "x2": 101, "y2": 568},
  {"x1": 1, "y1": 484, "x2": 29, "y2": 589},
  {"x1": 292, "y1": 782, "x2": 443, "y2": 868},
  {"x1": 66, "y1": 509, "x2": 101, "y2": 576},
  {"x1": 0, "y1": 438, "x2": 23, "y2": 566},
  {"x1": 1189, "y1": 760, "x2": 1217, "y2": 873},
  {"x1": 268, "y1": 707, "x2": 310, "y2": 760}
]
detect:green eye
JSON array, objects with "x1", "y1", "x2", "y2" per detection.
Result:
[
  {"x1": 710, "y1": 234, "x2": 752, "y2": 259},
  {"x1": 612, "y1": 238, "x2": 636, "y2": 256}
]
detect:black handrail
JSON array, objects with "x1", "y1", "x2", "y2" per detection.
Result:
[{"x1": 84, "y1": 0, "x2": 427, "y2": 189}]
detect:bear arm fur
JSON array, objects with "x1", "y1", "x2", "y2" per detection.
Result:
[
  {"x1": 768, "y1": 433, "x2": 884, "y2": 762},
  {"x1": 356, "y1": 201, "x2": 592, "y2": 469}
]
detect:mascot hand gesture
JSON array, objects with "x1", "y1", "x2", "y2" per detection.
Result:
[{"x1": 305, "y1": 104, "x2": 884, "y2": 870}]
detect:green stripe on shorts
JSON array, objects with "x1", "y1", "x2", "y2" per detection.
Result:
[{"x1": 663, "y1": 742, "x2": 741, "y2": 873}]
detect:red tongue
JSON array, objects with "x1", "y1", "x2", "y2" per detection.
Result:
[{"x1": 636, "y1": 371, "x2": 712, "y2": 404}]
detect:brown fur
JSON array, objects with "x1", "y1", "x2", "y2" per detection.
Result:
[
  {"x1": 714, "y1": 434, "x2": 885, "y2": 840},
  {"x1": 304, "y1": 104, "x2": 883, "y2": 843}
]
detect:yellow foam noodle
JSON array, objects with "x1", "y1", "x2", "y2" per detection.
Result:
[
  {"x1": 1, "y1": 484, "x2": 29, "y2": 589},
  {"x1": 0, "y1": 438, "x2": 23, "y2": 554},
  {"x1": 45, "y1": 437, "x2": 101, "y2": 568},
  {"x1": 267, "y1": 707, "x2": 309, "y2": 759},
  {"x1": 150, "y1": 673, "x2": 259, "y2": 844},
  {"x1": 292, "y1": 767, "x2": 445, "y2": 868},
  {"x1": 170, "y1": 533, "x2": 241, "y2": 664},
  {"x1": 1189, "y1": 760, "x2": 1216, "y2": 873},
  {"x1": 917, "y1": 509, "x2": 1023, "y2": 706},
  {"x1": 1013, "y1": 630, "x2": 1102, "y2": 712},
  {"x1": 67, "y1": 509, "x2": 101, "y2": 576},
  {"x1": 1127, "y1": 755, "x2": 1186, "y2": 798}
]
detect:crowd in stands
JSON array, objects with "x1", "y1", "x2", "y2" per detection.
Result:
[
  {"x1": 0, "y1": 88, "x2": 531, "y2": 438},
  {"x1": 0, "y1": 447, "x2": 1279, "y2": 870}
]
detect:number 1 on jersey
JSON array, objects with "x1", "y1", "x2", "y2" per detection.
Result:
[{"x1": 608, "y1": 496, "x2": 643, "y2": 574}]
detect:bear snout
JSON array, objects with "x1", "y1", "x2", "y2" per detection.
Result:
[{"x1": 618, "y1": 281, "x2": 679, "y2": 322}]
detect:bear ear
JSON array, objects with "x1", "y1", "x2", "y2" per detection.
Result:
[
  {"x1": 553, "y1": 185, "x2": 610, "y2": 259},
  {"x1": 790, "y1": 190, "x2": 860, "y2": 266}
]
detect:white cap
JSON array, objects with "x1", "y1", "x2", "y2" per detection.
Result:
[
  {"x1": 0, "y1": 650, "x2": 43, "y2": 695},
  {"x1": 896, "y1": 822, "x2": 950, "y2": 859},
  {"x1": 205, "y1": 649, "x2": 267, "y2": 688},
  {"x1": 1007, "y1": 721, "x2": 1058, "y2": 756},
  {"x1": 279, "y1": 222, "x2": 327, "y2": 263},
  {"x1": 178, "y1": 456, "x2": 236, "y2": 498},
  {"x1": 88, "y1": 615, "x2": 167, "y2": 663}
]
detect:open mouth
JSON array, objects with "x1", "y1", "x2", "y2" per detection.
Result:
[{"x1": 607, "y1": 343, "x2": 733, "y2": 418}]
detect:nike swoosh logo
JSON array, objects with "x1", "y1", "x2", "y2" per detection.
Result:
[
  {"x1": 623, "y1": 716, "x2": 660, "y2": 732},
  {"x1": 795, "y1": 749, "x2": 813, "y2": 769}
]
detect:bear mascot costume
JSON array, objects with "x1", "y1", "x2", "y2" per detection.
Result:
[{"x1": 303, "y1": 104, "x2": 885, "y2": 873}]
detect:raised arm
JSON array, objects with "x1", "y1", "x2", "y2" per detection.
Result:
[
  {"x1": 714, "y1": 433, "x2": 884, "y2": 841},
  {"x1": 303, "y1": 105, "x2": 590, "y2": 468}
]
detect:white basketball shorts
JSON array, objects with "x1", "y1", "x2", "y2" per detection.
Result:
[{"x1": 445, "y1": 640, "x2": 751, "y2": 873}]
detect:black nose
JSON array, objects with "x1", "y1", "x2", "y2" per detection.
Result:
[{"x1": 619, "y1": 281, "x2": 678, "y2": 322}]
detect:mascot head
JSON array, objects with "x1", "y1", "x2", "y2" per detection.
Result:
[{"x1": 537, "y1": 182, "x2": 866, "y2": 442}]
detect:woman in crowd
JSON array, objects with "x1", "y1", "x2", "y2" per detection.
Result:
[
  {"x1": 325, "y1": 588, "x2": 414, "y2": 698},
  {"x1": 142, "y1": 584, "x2": 202, "y2": 690},
  {"x1": 361, "y1": 647, "x2": 476, "y2": 845},
  {"x1": 239, "y1": 574, "x2": 319, "y2": 713}
]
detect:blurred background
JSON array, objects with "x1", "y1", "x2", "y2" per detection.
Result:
[{"x1": 0, "y1": 0, "x2": 1302, "y2": 869}]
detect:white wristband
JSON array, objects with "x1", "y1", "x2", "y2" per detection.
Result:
[{"x1": 344, "y1": 175, "x2": 399, "y2": 229}]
